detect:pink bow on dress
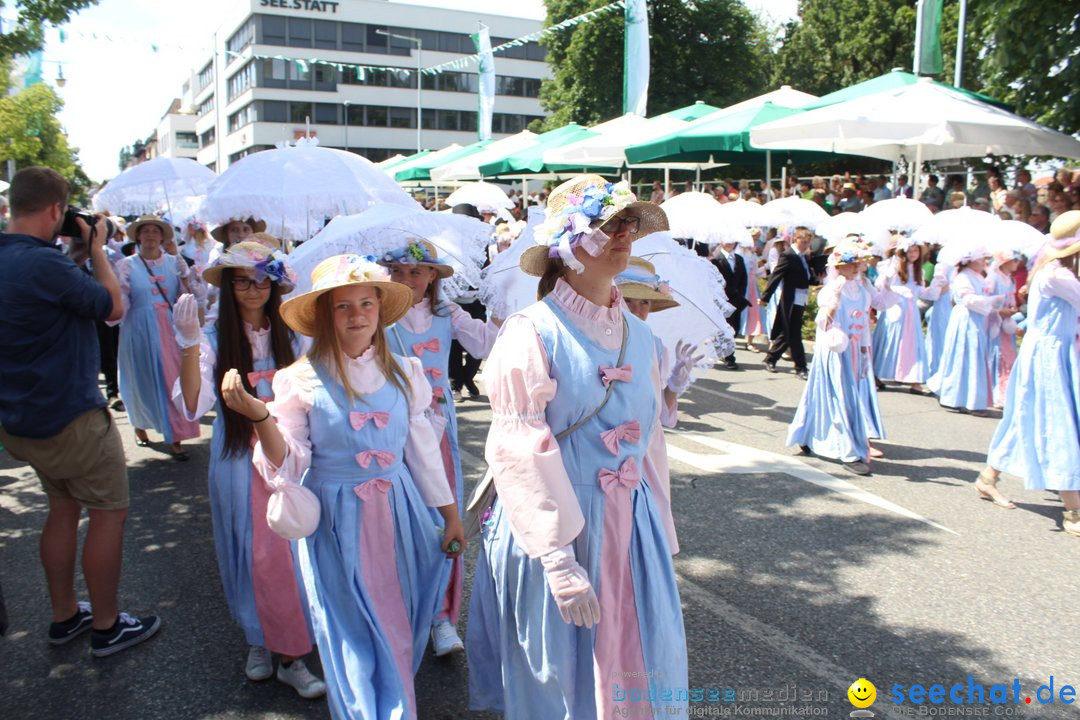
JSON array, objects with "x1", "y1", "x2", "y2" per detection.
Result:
[
  {"x1": 424, "y1": 367, "x2": 443, "y2": 381},
  {"x1": 600, "y1": 420, "x2": 641, "y2": 455},
  {"x1": 355, "y1": 450, "x2": 396, "y2": 469},
  {"x1": 599, "y1": 364, "x2": 633, "y2": 388},
  {"x1": 353, "y1": 478, "x2": 392, "y2": 500},
  {"x1": 413, "y1": 338, "x2": 441, "y2": 356},
  {"x1": 349, "y1": 411, "x2": 390, "y2": 431},
  {"x1": 247, "y1": 369, "x2": 277, "y2": 388},
  {"x1": 598, "y1": 457, "x2": 640, "y2": 491}
]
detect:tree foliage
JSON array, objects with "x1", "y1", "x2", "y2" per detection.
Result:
[
  {"x1": 0, "y1": 82, "x2": 90, "y2": 199},
  {"x1": 971, "y1": 0, "x2": 1079, "y2": 135},
  {"x1": 0, "y1": 0, "x2": 98, "y2": 58},
  {"x1": 539, "y1": 0, "x2": 773, "y2": 129}
]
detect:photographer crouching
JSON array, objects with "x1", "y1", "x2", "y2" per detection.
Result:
[{"x1": 0, "y1": 167, "x2": 161, "y2": 657}]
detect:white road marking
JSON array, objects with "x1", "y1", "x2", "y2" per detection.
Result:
[{"x1": 667, "y1": 432, "x2": 958, "y2": 535}]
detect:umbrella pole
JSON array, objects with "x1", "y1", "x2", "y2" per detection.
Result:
[
  {"x1": 781, "y1": 165, "x2": 787, "y2": 198},
  {"x1": 766, "y1": 150, "x2": 772, "y2": 201},
  {"x1": 664, "y1": 167, "x2": 670, "y2": 197},
  {"x1": 522, "y1": 177, "x2": 529, "y2": 210},
  {"x1": 913, "y1": 144, "x2": 924, "y2": 199},
  {"x1": 695, "y1": 166, "x2": 700, "y2": 192}
]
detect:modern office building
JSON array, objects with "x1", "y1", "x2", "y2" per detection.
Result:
[{"x1": 177, "y1": 0, "x2": 549, "y2": 172}]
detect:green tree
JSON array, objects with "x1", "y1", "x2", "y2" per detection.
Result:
[
  {"x1": 539, "y1": 0, "x2": 773, "y2": 129},
  {"x1": 970, "y1": 0, "x2": 1079, "y2": 135},
  {"x1": 0, "y1": 1, "x2": 99, "y2": 58},
  {"x1": 0, "y1": 82, "x2": 90, "y2": 200}
]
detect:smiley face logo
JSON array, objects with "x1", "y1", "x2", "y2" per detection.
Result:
[{"x1": 848, "y1": 678, "x2": 876, "y2": 708}]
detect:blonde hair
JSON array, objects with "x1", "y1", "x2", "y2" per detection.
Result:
[{"x1": 308, "y1": 289, "x2": 412, "y2": 405}]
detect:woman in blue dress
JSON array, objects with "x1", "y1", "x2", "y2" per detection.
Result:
[
  {"x1": 115, "y1": 215, "x2": 202, "y2": 459},
  {"x1": 986, "y1": 250, "x2": 1022, "y2": 408},
  {"x1": 872, "y1": 236, "x2": 941, "y2": 394},
  {"x1": 467, "y1": 175, "x2": 687, "y2": 720},
  {"x1": 378, "y1": 239, "x2": 499, "y2": 656},
  {"x1": 924, "y1": 246, "x2": 954, "y2": 378},
  {"x1": 788, "y1": 243, "x2": 884, "y2": 475},
  {"x1": 927, "y1": 242, "x2": 1015, "y2": 414},
  {"x1": 242, "y1": 254, "x2": 464, "y2": 719},
  {"x1": 171, "y1": 242, "x2": 324, "y2": 696},
  {"x1": 978, "y1": 211, "x2": 1080, "y2": 535}
]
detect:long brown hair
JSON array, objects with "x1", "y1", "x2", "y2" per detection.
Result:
[
  {"x1": 214, "y1": 268, "x2": 297, "y2": 458},
  {"x1": 891, "y1": 246, "x2": 924, "y2": 285},
  {"x1": 308, "y1": 289, "x2": 413, "y2": 406},
  {"x1": 537, "y1": 258, "x2": 567, "y2": 299}
]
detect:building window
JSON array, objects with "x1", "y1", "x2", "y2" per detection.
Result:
[
  {"x1": 313, "y1": 20, "x2": 338, "y2": 49},
  {"x1": 260, "y1": 15, "x2": 286, "y2": 45},
  {"x1": 389, "y1": 107, "x2": 414, "y2": 128},
  {"x1": 346, "y1": 104, "x2": 364, "y2": 125},
  {"x1": 288, "y1": 17, "x2": 312, "y2": 48},
  {"x1": 198, "y1": 96, "x2": 215, "y2": 118},
  {"x1": 228, "y1": 104, "x2": 255, "y2": 133},
  {"x1": 289, "y1": 60, "x2": 312, "y2": 90},
  {"x1": 197, "y1": 62, "x2": 214, "y2": 92},
  {"x1": 227, "y1": 18, "x2": 255, "y2": 54},
  {"x1": 314, "y1": 64, "x2": 337, "y2": 91},
  {"x1": 290, "y1": 101, "x2": 312, "y2": 124},
  {"x1": 259, "y1": 58, "x2": 287, "y2": 89},
  {"x1": 199, "y1": 128, "x2": 216, "y2": 148},
  {"x1": 227, "y1": 62, "x2": 255, "y2": 102},
  {"x1": 366, "y1": 105, "x2": 388, "y2": 126},
  {"x1": 342, "y1": 22, "x2": 364, "y2": 51},
  {"x1": 176, "y1": 132, "x2": 199, "y2": 149},
  {"x1": 314, "y1": 103, "x2": 339, "y2": 125},
  {"x1": 259, "y1": 100, "x2": 287, "y2": 123}
]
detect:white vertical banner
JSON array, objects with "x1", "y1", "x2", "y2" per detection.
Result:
[
  {"x1": 472, "y1": 24, "x2": 495, "y2": 140},
  {"x1": 623, "y1": 0, "x2": 649, "y2": 116}
]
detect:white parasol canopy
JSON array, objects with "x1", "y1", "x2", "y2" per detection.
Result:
[
  {"x1": 92, "y1": 157, "x2": 215, "y2": 216},
  {"x1": 430, "y1": 131, "x2": 538, "y2": 183},
  {"x1": 285, "y1": 203, "x2": 491, "y2": 301},
  {"x1": 909, "y1": 207, "x2": 1001, "y2": 247},
  {"x1": 762, "y1": 196, "x2": 830, "y2": 231},
  {"x1": 660, "y1": 191, "x2": 753, "y2": 247},
  {"x1": 714, "y1": 198, "x2": 772, "y2": 228},
  {"x1": 445, "y1": 181, "x2": 515, "y2": 213},
  {"x1": 202, "y1": 137, "x2": 418, "y2": 242},
  {"x1": 859, "y1": 196, "x2": 934, "y2": 234},
  {"x1": 478, "y1": 206, "x2": 546, "y2": 320}
]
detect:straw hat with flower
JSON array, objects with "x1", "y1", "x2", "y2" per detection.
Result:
[
  {"x1": 614, "y1": 257, "x2": 679, "y2": 311},
  {"x1": 126, "y1": 214, "x2": 174, "y2": 243},
  {"x1": 376, "y1": 238, "x2": 454, "y2": 278},
  {"x1": 827, "y1": 242, "x2": 866, "y2": 267},
  {"x1": 202, "y1": 241, "x2": 296, "y2": 293},
  {"x1": 521, "y1": 174, "x2": 668, "y2": 277},
  {"x1": 210, "y1": 217, "x2": 267, "y2": 244},
  {"x1": 279, "y1": 254, "x2": 413, "y2": 337},
  {"x1": 1046, "y1": 210, "x2": 1080, "y2": 260}
]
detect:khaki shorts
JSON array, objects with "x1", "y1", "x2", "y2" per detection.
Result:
[{"x1": 0, "y1": 408, "x2": 129, "y2": 510}]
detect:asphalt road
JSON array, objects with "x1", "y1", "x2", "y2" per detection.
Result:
[{"x1": 2, "y1": 351, "x2": 1077, "y2": 720}]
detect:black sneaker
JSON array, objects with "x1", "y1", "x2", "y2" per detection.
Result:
[
  {"x1": 90, "y1": 612, "x2": 161, "y2": 658},
  {"x1": 48, "y1": 601, "x2": 93, "y2": 645},
  {"x1": 843, "y1": 460, "x2": 872, "y2": 476},
  {"x1": 763, "y1": 360, "x2": 777, "y2": 373}
]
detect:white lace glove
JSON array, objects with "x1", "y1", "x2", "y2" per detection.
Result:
[
  {"x1": 667, "y1": 340, "x2": 705, "y2": 395},
  {"x1": 173, "y1": 293, "x2": 201, "y2": 349},
  {"x1": 540, "y1": 545, "x2": 600, "y2": 628}
]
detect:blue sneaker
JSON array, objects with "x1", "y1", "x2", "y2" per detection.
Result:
[
  {"x1": 90, "y1": 612, "x2": 161, "y2": 658},
  {"x1": 48, "y1": 601, "x2": 93, "y2": 645}
]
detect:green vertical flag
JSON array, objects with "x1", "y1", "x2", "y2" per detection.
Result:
[
  {"x1": 12, "y1": 51, "x2": 43, "y2": 90},
  {"x1": 623, "y1": 0, "x2": 649, "y2": 116},
  {"x1": 471, "y1": 25, "x2": 495, "y2": 140},
  {"x1": 914, "y1": 0, "x2": 944, "y2": 75}
]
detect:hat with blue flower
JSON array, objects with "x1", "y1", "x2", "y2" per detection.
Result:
[
  {"x1": 376, "y1": 238, "x2": 454, "y2": 279},
  {"x1": 614, "y1": 257, "x2": 679, "y2": 311},
  {"x1": 520, "y1": 174, "x2": 668, "y2": 277},
  {"x1": 202, "y1": 240, "x2": 296, "y2": 293},
  {"x1": 827, "y1": 242, "x2": 866, "y2": 267}
]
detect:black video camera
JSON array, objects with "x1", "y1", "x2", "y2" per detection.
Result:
[{"x1": 58, "y1": 207, "x2": 116, "y2": 241}]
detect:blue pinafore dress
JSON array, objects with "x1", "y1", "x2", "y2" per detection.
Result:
[
  {"x1": 296, "y1": 361, "x2": 449, "y2": 720},
  {"x1": 204, "y1": 329, "x2": 312, "y2": 656},
  {"x1": 389, "y1": 313, "x2": 463, "y2": 623},
  {"x1": 467, "y1": 299, "x2": 688, "y2": 720}
]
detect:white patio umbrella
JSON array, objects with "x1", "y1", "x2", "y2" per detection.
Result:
[
  {"x1": 542, "y1": 113, "x2": 688, "y2": 170},
  {"x1": 762, "y1": 196, "x2": 830, "y2": 231},
  {"x1": 202, "y1": 137, "x2": 418, "y2": 242},
  {"x1": 286, "y1": 203, "x2": 492, "y2": 301},
  {"x1": 92, "y1": 156, "x2": 215, "y2": 215},
  {"x1": 816, "y1": 212, "x2": 893, "y2": 251},
  {"x1": 909, "y1": 207, "x2": 1001, "y2": 247},
  {"x1": 445, "y1": 181, "x2": 514, "y2": 213},
  {"x1": 715, "y1": 198, "x2": 772, "y2": 228},
  {"x1": 750, "y1": 78, "x2": 1080, "y2": 195},
  {"x1": 632, "y1": 231, "x2": 736, "y2": 363},
  {"x1": 660, "y1": 191, "x2": 752, "y2": 248},
  {"x1": 431, "y1": 131, "x2": 538, "y2": 183},
  {"x1": 714, "y1": 85, "x2": 818, "y2": 116},
  {"x1": 860, "y1": 196, "x2": 934, "y2": 234},
  {"x1": 987, "y1": 220, "x2": 1047, "y2": 258}
]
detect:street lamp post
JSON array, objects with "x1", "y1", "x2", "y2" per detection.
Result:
[
  {"x1": 375, "y1": 29, "x2": 423, "y2": 152},
  {"x1": 343, "y1": 100, "x2": 350, "y2": 152}
]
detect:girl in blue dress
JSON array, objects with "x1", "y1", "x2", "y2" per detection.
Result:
[
  {"x1": 979, "y1": 211, "x2": 1080, "y2": 535},
  {"x1": 378, "y1": 239, "x2": 499, "y2": 656},
  {"x1": 467, "y1": 175, "x2": 687, "y2": 720},
  {"x1": 872, "y1": 236, "x2": 941, "y2": 394},
  {"x1": 927, "y1": 242, "x2": 1015, "y2": 414},
  {"x1": 115, "y1": 215, "x2": 202, "y2": 459},
  {"x1": 171, "y1": 242, "x2": 324, "y2": 696},
  {"x1": 788, "y1": 243, "x2": 883, "y2": 475},
  {"x1": 924, "y1": 247, "x2": 954, "y2": 378},
  {"x1": 986, "y1": 250, "x2": 1022, "y2": 408},
  {"x1": 242, "y1": 255, "x2": 465, "y2": 719}
]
